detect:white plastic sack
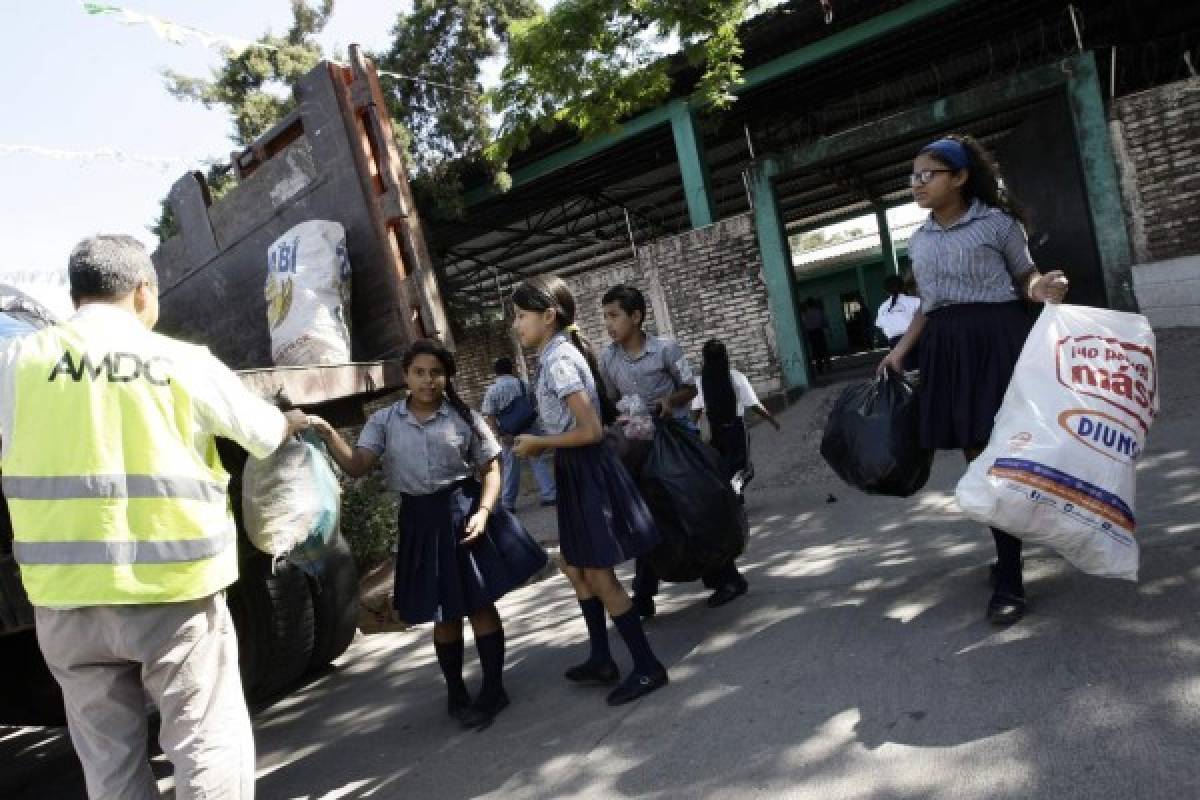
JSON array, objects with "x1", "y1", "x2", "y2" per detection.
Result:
[
  {"x1": 265, "y1": 220, "x2": 352, "y2": 365},
  {"x1": 243, "y1": 433, "x2": 342, "y2": 561},
  {"x1": 956, "y1": 304, "x2": 1158, "y2": 581}
]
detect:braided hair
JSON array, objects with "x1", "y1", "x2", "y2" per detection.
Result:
[
  {"x1": 401, "y1": 338, "x2": 484, "y2": 442},
  {"x1": 510, "y1": 275, "x2": 618, "y2": 425}
]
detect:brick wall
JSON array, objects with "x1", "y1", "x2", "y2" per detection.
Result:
[
  {"x1": 627, "y1": 213, "x2": 782, "y2": 394},
  {"x1": 452, "y1": 212, "x2": 784, "y2": 407},
  {"x1": 451, "y1": 316, "x2": 517, "y2": 409},
  {"x1": 1113, "y1": 78, "x2": 1200, "y2": 263}
]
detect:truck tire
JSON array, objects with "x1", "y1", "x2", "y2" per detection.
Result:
[
  {"x1": 238, "y1": 553, "x2": 315, "y2": 700},
  {"x1": 0, "y1": 630, "x2": 66, "y2": 727},
  {"x1": 225, "y1": 579, "x2": 262, "y2": 697},
  {"x1": 306, "y1": 529, "x2": 359, "y2": 672}
]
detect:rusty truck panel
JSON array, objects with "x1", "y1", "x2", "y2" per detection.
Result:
[{"x1": 153, "y1": 46, "x2": 452, "y2": 370}]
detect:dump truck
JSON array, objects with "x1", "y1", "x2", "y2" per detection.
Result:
[{"x1": 0, "y1": 46, "x2": 451, "y2": 725}]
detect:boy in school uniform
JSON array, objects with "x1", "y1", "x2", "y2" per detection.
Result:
[{"x1": 598, "y1": 285, "x2": 749, "y2": 616}]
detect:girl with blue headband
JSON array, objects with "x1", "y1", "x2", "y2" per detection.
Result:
[{"x1": 879, "y1": 133, "x2": 1068, "y2": 625}]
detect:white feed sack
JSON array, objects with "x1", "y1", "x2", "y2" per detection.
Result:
[
  {"x1": 265, "y1": 220, "x2": 352, "y2": 365},
  {"x1": 956, "y1": 304, "x2": 1158, "y2": 581}
]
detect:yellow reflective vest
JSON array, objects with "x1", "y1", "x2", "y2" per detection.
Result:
[{"x1": 1, "y1": 321, "x2": 237, "y2": 606}]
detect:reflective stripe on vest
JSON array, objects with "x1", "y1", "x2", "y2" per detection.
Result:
[
  {"x1": 13, "y1": 529, "x2": 233, "y2": 565},
  {"x1": 3, "y1": 474, "x2": 225, "y2": 502},
  {"x1": 2, "y1": 322, "x2": 238, "y2": 606}
]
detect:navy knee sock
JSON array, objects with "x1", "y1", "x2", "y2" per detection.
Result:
[
  {"x1": 611, "y1": 608, "x2": 662, "y2": 676},
  {"x1": 991, "y1": 528, "x2": 1024, "y2": 591},
  {"x1": 434, "y1": 638, "x2": 468, "y2": 701},
  {"x1": 474, "y1": 629, "x2": 506, "y2": 701},
  {"x1": 579, "y1": 597, "x2": 612, "y2": 665}
]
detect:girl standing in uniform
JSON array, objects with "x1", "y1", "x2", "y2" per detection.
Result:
[
  {"x1": 311, "y1": 339, "x2": 546, "y2": 729},
  {"x1": 509, "y1": 275, "x2": 669, "y2": 706},
  {"x1": 879, "y1": 134, "x2": 1068, "y2": 625}
]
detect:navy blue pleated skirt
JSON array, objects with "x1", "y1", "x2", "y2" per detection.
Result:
[
  {"x1": 554, "y1": 443, "x2": 661, "y2": 568},
  {"x1": 918, "y1": 301, "x2": 1034, "y2": 451},
  {"x1": 393, "y1": 479, "x2": 548, "y2": 625}
]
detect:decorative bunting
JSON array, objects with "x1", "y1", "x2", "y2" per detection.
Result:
[{"x1": 0, "y1": 143, "x2": 199, "y2": 172}]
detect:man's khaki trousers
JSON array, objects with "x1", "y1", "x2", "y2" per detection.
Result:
[{"x1": 35, "y1": 592, "x2": 254, "y2": 800}]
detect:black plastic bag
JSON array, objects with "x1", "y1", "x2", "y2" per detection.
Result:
[
  {"x1": 639, "y1": 420, "x2": 748, "y2": 582},
  {"x1": 819, "y1": 372, "x2": 933, "y2": 497}
]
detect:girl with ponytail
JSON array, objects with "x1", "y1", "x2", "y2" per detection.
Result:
[
  {"x1": 310, "y1": 338, "x2": 547, "y2": 730},
  {"x1": 509, "y1": 275, "x2": 668, "y2": 706}
]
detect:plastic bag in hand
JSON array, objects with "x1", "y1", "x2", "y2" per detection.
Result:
[{"x1": 820, "y1": 371, "x2": 932, "y2": 497}]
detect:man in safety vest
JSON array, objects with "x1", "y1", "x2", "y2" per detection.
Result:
[{"x1": 0, "y1": 235, "x2": 308, "y2": 799}]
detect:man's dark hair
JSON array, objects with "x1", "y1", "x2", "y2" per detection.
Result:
[
  {"x1": 493, "y1": 356, "x2": 514, "y2": 375},
  {"x1": 67, "y1": 235, "x2": 158, "y2": 302},
  {"x1": 601, "y1": 284, "x2": 646, "y2": 325}
]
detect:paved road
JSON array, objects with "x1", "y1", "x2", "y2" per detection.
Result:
[{"x1": 5, "y1": 328, "x2": 1199, "y2": 799}]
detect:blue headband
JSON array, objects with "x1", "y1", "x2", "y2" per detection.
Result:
[{"x1": 920, "y1": 138, "x2": 969, "y2": 171}]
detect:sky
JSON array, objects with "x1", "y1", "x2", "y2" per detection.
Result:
[{"x1": 0, "y1": 1, "x2": 403, "y2": 274}]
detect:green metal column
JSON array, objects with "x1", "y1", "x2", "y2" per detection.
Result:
[
  {"x1": 1066, "y1": 51, "x2": 1138, "y2": 311},
  {"x1": 668, "y1": 99, "x2": 717, "y2": 229},
  {"x1": 750, "y1": 158, "x2": 810, "y2": 389},
  {"x1": 876, "y1": 206, "x2": 900, "y2": 276}
]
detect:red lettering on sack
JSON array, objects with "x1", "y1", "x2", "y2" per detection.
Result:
[{"x1": 1056, "y1": 335, "x2": 1156, "y2": 432}]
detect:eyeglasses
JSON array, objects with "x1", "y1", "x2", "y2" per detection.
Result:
[{"x1": 909, "y1": 168, "x2": 954, "y2": 186}]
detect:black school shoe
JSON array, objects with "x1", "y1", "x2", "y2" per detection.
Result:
[
  {"x1": 564, "y1": 659, "x2": 620, "y2": 685},
  {"x1": 987, "y1": 588, "x2": 1027, "y2": 625},
  {"x1": 606, "y1": 666, "x2": 668, "y2": 706},
  {"x1": 460, "y1": 689, "x2": 510, "y2": 730},
  {"x1": 707, "y1": 578, "x2": 749, "y2": 608}
]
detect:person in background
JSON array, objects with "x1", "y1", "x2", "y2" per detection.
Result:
[
  {"x1": 481, "y1": 356, "x2": 556, "y2": 512},
  {"x1": 312, "y1": 340, "x2": 546, "y2": 730},
  {"x1": 879, "y1": 134, "x2": 1068, "y2": 626},
  {"x1": 692, "y1": 337, "x2": 781, "y2": 503},
  {"x1": 0, "y1": 235, "x2": 308, "y2": 799},
  {"x1": 801, "y1": 297, "x2": 832, "y2": 375},
  {"x1": 875, "y1": 275, "x2": 922, "y2": 368}
]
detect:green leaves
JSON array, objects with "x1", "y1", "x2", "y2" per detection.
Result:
[
  {"x1": 489, "y1": 0, "x2": 750, "y2": 167},
  {"x1": 160, "y1": 1, "x2": 328, "y2": 146}
]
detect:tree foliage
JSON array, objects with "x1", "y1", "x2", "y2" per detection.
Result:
[
  {"x1": 162, "y1": 0, "x2": 332, "y2": 147},
  {"x1": 489, "y1": 0, "x2": 754, "y2": 165},
  {"x1": 378, "y1": 0, "x2": 538, "y2": 217}
]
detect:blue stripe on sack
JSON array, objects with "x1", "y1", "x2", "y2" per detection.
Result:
[{"x1": 992, "y1": 458, "x2": 1135, "y2": 523}]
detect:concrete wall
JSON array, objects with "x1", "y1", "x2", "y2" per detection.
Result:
[{"x1": 1131, "y1": 255, "x2": 1200, "y2": 329}]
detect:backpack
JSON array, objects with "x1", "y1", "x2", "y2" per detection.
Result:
[{"x1": 496, "y1": 379, "x2": 538, "y2": 436}]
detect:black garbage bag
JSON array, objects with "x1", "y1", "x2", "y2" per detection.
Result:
[
  {"x1": 639, "y1": 420, "x2": 748, "y2": 582},
  {"x1": 819, "y1": 372, "x2": 933, "y2": 497}
]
